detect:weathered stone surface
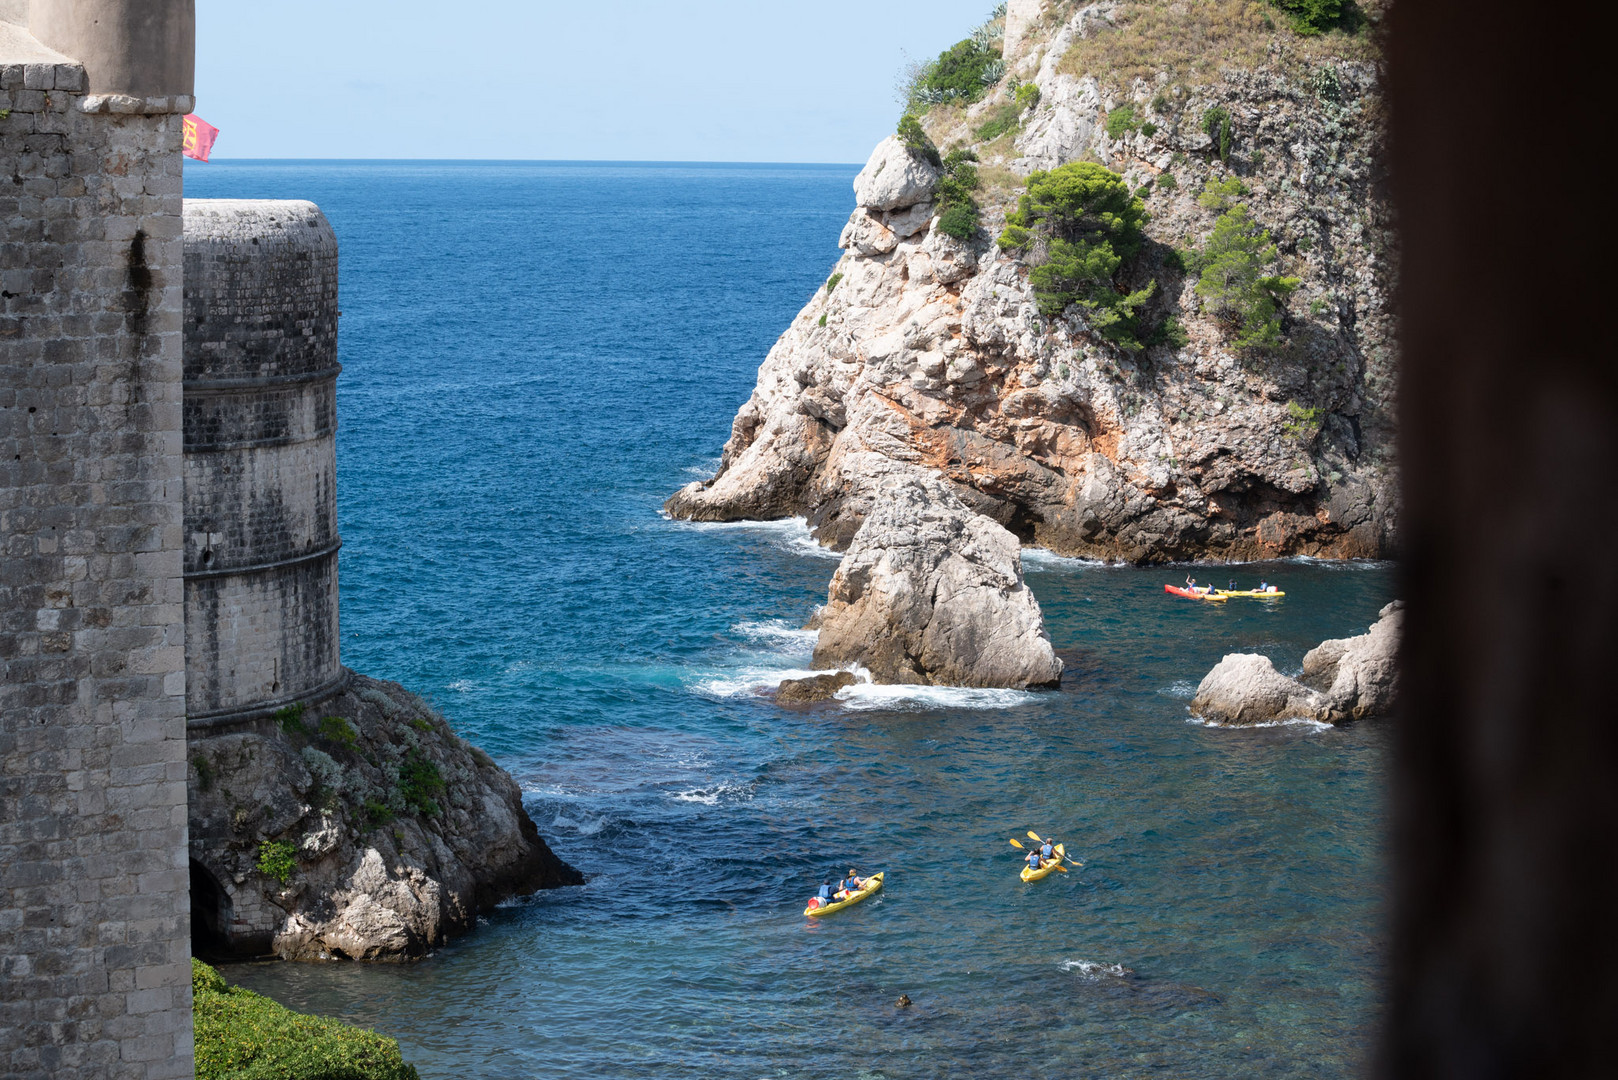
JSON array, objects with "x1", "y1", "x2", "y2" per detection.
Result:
[
  {"x1": 1190, "y1": 653, "x2": 1329, "y2": 725},
  {"x1": 1303, "y1": 601, "x2": 1403, "y2": 720},
  {"x1": 853, "y1": 135, "x2": 942, "y2": 212},
  {"x1": 776, "y1": 671, "x2": 857, "y2": 704},
  {"x1": 188, "y1": 673, "x2": 581, "y2": 962},
  {"x1": 0, "y1": 42, "x2": 195, "y2": 1078},
  {"x1": 1191, "y1": 602, "x2": 1402, "y2": 725},
  {"x1": 811, "y1": 467, "x2": 1063, "y2": 688}
]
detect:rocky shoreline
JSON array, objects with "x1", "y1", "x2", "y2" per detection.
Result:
[
  {"x1": 666, "y1": 2, "x2": 1394, "y2": 688},
  {"x1": 188, "y1": 672, "x2": 580, "y2": 962}
]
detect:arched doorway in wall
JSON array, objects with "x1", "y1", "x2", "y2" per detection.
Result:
[{"x1": 189, "y1": 858, "x2": 233, "y2": 961}]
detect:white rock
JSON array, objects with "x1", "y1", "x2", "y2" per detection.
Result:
[
  {"x1": 853, "y1": 136, "x2": 943, "y2": 212},
  {"x1": 1190, "y1": 653, "x2": 1329, "y2": 725}
]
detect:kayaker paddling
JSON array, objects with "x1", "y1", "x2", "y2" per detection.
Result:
[
  {"x1": 1026, "y1": 847, "x2": 1043, "y2": 873},
  {"x1": 838, "y1": 869, "x2": 864, "y2": 899}
]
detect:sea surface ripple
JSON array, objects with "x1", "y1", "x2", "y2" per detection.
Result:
[{"x1": 187, "y1": 160, "x2": 1393, "y2": 1079}]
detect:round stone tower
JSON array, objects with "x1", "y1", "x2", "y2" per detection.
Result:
[{"x1": 182, "y1": 199, "x2": 343, "y2": 723}]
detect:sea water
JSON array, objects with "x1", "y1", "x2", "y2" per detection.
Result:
[{"x1": 185, "y1": 161, "x2": 1394, "y2": 1079}]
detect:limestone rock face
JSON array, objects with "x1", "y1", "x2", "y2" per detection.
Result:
[
  {"x1": 1190, "y1": 653, "x2": 1329, "y2": 725},
  {"x1": 1190, "y1": 603, "x2": 1402, "y2": 725},
  {"x1": 665, "y1": 0, "x2": 1397, "y2": 568},
  {"x1": 853, "y1": 136, "x2": 942, "y2": 212},
  {"x1": 811, "y1": 467, "x2": 1062, "y2": 689},
  {"x1": 188, "y1": 673, "x2": 582, "y2": 962}
]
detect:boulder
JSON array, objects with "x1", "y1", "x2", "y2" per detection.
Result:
[
  {"x1": 188, "y1": 672, "x2": 582, "y2": 962},
  {"x1": 1190, "y1": 602, "x2": 1403, "y2": 725},
  {"x1": 853, "y1": 136, "x2": 942, "y2": 212},
  {"x1": 811, "y1": 468, "x2": 1063, "y2": 688},
  {"x1": 1303, "y1": 600, "x2": 1403, "y2": 720},
  {"x1": 1190, "y1": 653, "x2": 1329, "y2": 725},
  {"x1": 776, "y1": 671, "x2": 857, "y2": 704}
]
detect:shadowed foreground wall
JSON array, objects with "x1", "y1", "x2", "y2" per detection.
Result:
[
  {"x1": 0, "y1": 44, "x2": 195, "y2": 1080},
  {"x1": 1385, "y1": 1, "x2": 1618, "y2": 1075}
]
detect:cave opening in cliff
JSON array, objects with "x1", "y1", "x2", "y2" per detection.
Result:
[{"x1": 189, "y1": 858, "x2": 234, "y2": 961}]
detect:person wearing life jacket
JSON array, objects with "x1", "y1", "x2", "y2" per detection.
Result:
[
  {"x1": 838, "y1": 869, "x2": 863, "y2": 898},
  {"x1": 1040, "y1": 839, "x2": 1056, "y2": 863},
  {"x1": 816, "y1": 879, "x2": 835, "y2": 908},
  {"x1": 1026, "y1": 847, "x2": 1043, "y2": 873},
  {"x1": 1259, "y1": 579, "x2": 1270, "y2": 593}
]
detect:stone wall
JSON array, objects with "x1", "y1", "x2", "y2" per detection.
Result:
[
  {"x1": 181, "y1": 200, "x2": 343, "y2": 724},
  {"x1": 0, "y1": 53, "x2": 195, "y2": 1080}
]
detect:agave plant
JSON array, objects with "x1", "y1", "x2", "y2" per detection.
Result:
[
  {"x1": 980, "y1": 59, "x2": 1008, "y2": 87},
  {"x1": 992, "y1": 2, "x2": 1008, "y2": 18}
]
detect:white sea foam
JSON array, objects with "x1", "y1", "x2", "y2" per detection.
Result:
[
  {"x1": 1020, "y1": 547, "x2": 1112, "y2": 571},
  {"x1": 667, "y1": 514, "x2": 842, "y2": 560},
  {"x1": 734, "y1": 620, "x2": 819, "y2": 653},
  {"x1": 446, "y1": 679, "x2": 477, "y2": 693},
  {"x1": 1159, "y1": 679, "x2": 1198, "y2": 700},
  {"x1": 693, "y1": 666, "x2": 825, "y2": 699},
  {"x1": 671, "y1": 781, "x2": 754, "y2": 806},
  {"x1": 1061, "y1": 959, "x2": 1132, "y2": 980},
  {"x1": 549, "y1": 812, "x2": 610, "y2": 837},
  {"x1": 1187, "y1": 714, "x2": 1334, "y2": 733},
  {"x1": 837, "y1": 672, "x2": 1037, "y2": 712}
]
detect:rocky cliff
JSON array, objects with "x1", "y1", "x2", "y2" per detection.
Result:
[
  {"x1": 668, "y1": 0, "x2": 1394, "y2": 685},
  {"x1": 189, "y1": 674, "x2": 581, "y2": 962}
]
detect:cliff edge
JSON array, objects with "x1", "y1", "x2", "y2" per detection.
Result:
[{"x1": 668, "y1": 0, "x2": 1393, "y2": 686}]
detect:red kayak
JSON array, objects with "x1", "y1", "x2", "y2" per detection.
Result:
[{"x1": 1165, "y1": 585, "x2": 1228, "y2": 602}]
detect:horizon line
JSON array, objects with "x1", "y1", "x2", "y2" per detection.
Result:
[{"x1": 188, "y1": 157, "x2": 866, "y2": 168}]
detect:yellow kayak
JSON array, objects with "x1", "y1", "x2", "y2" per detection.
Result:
[
  {"x1": 1020, "y1": 857, "x2": 1063, "y2": 882},
  {"x1": 1213, "y1": 589, "x2": 1286, "y2": 599},
  {"x1": 804, "y1": 872, "x2": 883, "y2": 917}
]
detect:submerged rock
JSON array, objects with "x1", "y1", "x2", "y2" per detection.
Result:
[
  {"x1": 776, "y1": 671, "x2": 857, "y2": 704},
  {"x1": 811, "y1": 468, "x2": 1063, "y2": 689},
  {"x1": 188, "y1": 672, "x2": 582, "y2": 962},
  {"x1": 1190, "y1": 602, "x2": 1402, "y2": 725}
]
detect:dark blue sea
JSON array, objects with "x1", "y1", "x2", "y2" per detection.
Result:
[{"x1": 186, "y1": 160, "x2": 1394, "y2": 1079}]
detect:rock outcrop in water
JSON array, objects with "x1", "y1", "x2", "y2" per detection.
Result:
[
  {"x1": 668, "y1": 0, "x2": 1395, "y2": 686},
  {"x1": 1190, "y1": 601, "x2": 1402, "y2": 725},
  {"x1": 189, "y1": 673, "x2": 581, "y2": 961}
]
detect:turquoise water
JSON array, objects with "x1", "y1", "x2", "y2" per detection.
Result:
[{"x1": 185, "y1": 161, "x2": 1394, "y2": 1078}]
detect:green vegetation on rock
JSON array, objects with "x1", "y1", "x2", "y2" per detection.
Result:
[
  {"x1": 1106, "y1": 104, "x2": 1140, "y2": 139},
  {"x1": 935, "y1": 148, "x2": 984, "y2": 240},
  {"x1": 825, "y1": 272, "x2": 844, "y2": 294},
  {"x1": 275, "y1": 703, "x2": 308, "y2": 737},
  {"x1": 998, "y1": 163, "x2": 1154, "y2": 347},
  {"x1": 318, "y1": 715, "x2": 359, "y2": 749},
  {"x1": 897, "y1": 114, "x2": 942, "y2": 167},
  {"x1": 193, "y1": 959, "x2": 420, "y2": 1080},
  {"x1": 256, "y1": 840, "x2": 298, "y2": 885},
  {"x1": 900, "y1": 9, "x2": 1007, "y2": 111},
  {"x1": 1202, "y1": 106, "x2": 1233, "y2": 162},
  {"x1": 398, "y1": 749, "x2": 445, "y2": 817},
  {"x1": 1194, "y1": 202, "x2": 1300, "y2": 349}
]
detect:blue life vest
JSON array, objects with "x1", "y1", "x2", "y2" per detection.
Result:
[
  {"x1": 1041, "y1": 843, "x2": 1054, "y2": 859},
  {"x1": 1027, "y1": 851, "x2": 1041, "y2": 868},
  {"x1": 818, "y1": 884, "x2": 833, "y2": 901}
]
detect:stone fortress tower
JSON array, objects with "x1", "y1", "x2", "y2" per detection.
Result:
[
  {"x1": 181, "y1": 200, "x2": 344, "y2": 726},
  {"x1": 2, "y1": 3, "x2": 198, "y2": 1078}
]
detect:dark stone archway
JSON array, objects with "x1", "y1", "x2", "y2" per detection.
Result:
[{"x1": 189, "y1": 859, "x2": 233, "y2": 962}]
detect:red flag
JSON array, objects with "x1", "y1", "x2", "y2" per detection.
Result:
[{"x1": 183, "y1": 114, "x2": 220, "y2": 162}]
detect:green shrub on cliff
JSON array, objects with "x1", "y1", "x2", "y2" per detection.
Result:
[
  {"x1": 935, "y1": 148, "x2": 984, "y2": 240},
  {"x1": 998, "y1": 163, "x2": 1155, "y2": 346},
  {"x1": 1195, "y1": 204, "x2": 1300, "y2": 348},
  {"x1": 897, "y1": 114, "x2": 942, "y2": 167},
  {"x1": 256, "y1": 840, "x2": 298, "y2": 885},
  {"x1": 193, "y1": 959, "x2": 420, "y2": 1080},
  {"x1": 398, "y1": 749, "x2": 445, "y2": 817}
]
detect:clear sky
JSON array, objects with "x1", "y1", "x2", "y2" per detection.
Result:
[{"x1": 194, "y1": 0, "x2": 1000, "y2": 163}]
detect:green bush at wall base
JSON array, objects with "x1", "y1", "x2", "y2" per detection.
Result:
[{"x1": 193, "y1": 959, "x2": 420, "y2": 1080}]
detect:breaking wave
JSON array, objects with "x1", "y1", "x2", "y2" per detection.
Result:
[{"x1": 1061, "y1": 959, "x2": 1133, "y2": 981}]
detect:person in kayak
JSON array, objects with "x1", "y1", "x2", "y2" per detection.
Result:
[
  {"x1": 1040, "y1": 838, "x2": 1057, "y2": 862},
  {"x1": 816, "y1": 880, "x2": 835, "y2": 908},
  {"x1": 838, "y1": 869, "x2": 863, "y2": 898},
  {"x1": 1026, "y1": 847, "x2": 1044, "y2": 873}
]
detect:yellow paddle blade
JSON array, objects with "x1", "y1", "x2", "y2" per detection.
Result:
[
  {"x1": 1026, "y1": 830, "x2": 1044, "y2": 843},
  {"x1": 1009, "y1": 838, "x2": 1024, "y2": 849},
  {"x1": 1054, "y1": 864, "x2": 1069, "y2": 872}
]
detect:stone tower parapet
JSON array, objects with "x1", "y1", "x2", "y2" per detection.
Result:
[
  {"x1": 1, "y1": 9, "x2": 195, "y2": 1077},
  {"x1": 181, "y1": 200, "x2": 343, "y2": 725}
]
